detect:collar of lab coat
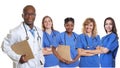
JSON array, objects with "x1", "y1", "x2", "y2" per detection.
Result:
[{"x1": 23, "y1": 22, "x2": 36, "y2": 31}]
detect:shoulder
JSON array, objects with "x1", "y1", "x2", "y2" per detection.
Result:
[
  {"x1": 94, "y1": 35, "x2": 100, "y2": 41},
  {"x1": 35, "y1": 26, "x2": 43, "y2": 33},
  {"x1": 73, "y1": 32, "x2": 78, "y2": 35},
  {"x1": 103, "y1": 32, "x2": 116, "y2": 39},
  {"x1": 10, "y1": 23, "x2": 23, "y2": 34},
  {"x1": 34, "y1": 26, "x2": 43, "y2": 37},
  {"x1": 109, "y1": 33, "x2": 117, "y2": 40},
  {"x1": 95, "y1": 35, "x2": 100, "y2": 38},
  {"x1": 57, "y1": 32, "x2": 65, "y2": 37},
  {"x1": 73, "y1": 32, "x2": 79, "y2": 37},
  {"x1": 110, "y1": 33, "x2": 116, "y2": 37},
  {"x1": 60, "y1": 32, "x2": 65, "y2": 35},
  {"x1": 53, "y1": 30, "x2": 60, "y2": 34},
  {"x1": 76, "y1": 33, "x2": 85, "y2": 40},
  {"x1": 79, "y1": 33, "x2": 85, "y2": 37}
]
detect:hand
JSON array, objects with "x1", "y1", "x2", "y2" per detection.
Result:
[
  {"x1": 96, "y1": 46, "x2": 101, "y2": 50},
  {"x1": 65, "y1": 60, "x2": 74, "y2": 64},
  {"x1": 19, "y1": 54, "x2": 27, "y2": 64},
  {"x1": 43, "y1": 47, "x2": 53, "y2": 55},
  {"x1": 46, "y1": 48, "x2": 52, "y2": 51},
  {"x1": 45, "y1": 47, "x2": 52, "y2": 51},
  {"x1": 59, "y1": 58, "x2": 68, "y2": 63},
  {"x1": 96, "y1": 46, "x2": 103, "y2": 54},
  {"x1": 101, "y1": 47, "x2": 109, "y2": 53}
]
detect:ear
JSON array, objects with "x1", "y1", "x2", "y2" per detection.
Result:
[
  {"x1": 64, "y1": 24, "x2": 66, "y2": 27},
  {"x1": 22, "y1": 14, "x2": 24, "y2": 18}
]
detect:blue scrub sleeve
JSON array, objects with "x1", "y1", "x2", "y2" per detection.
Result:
[
  {"x1": 107, "y1": 40, "x2": 118, "y2": 52},
  {"x1": 52, "y1": 34, "x2": 61, "y2": 48},
  {"x1": 113, "y1": 44, "x2": 119, "y2": 58},
  {"x1": 106, "y1": 33, "x2": 118, "y2": 52},
  {"x1": 75, "y1": 36, "x2": 83, "y2": 48}
]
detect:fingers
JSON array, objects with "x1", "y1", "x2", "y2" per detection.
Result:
[
  {"x1": 65, "y1": 60, "x2": 74, "y2": 64},
  {"x1": 60, "y1": 58, "x2": 73, "y2": 64},
  {"x1": 60, "y1": 59, "x2": 66, "y2": 63},
  {"x1": 22, "y1": 54, "x2": 27, "y2": 62},
  {"x1": 19, "y1": 54, "x2": 27, "y2": 64},
  {"x1": 60, "y1": 58, "x2": 67, "y2": 63}
]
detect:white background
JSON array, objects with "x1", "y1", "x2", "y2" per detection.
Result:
[{"x1": 0, "y1": 0, "x2": 120, "y2": 68}]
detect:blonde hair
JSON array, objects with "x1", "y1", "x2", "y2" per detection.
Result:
[
  {"x1": 42, "y1": 16, "x2": 54, "y2": 31},
  {"x1": 82, "y1": 17, "x2": 97, "y2": 37}
]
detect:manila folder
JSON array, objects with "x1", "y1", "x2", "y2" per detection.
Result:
[
  {"x1": 11, "y1": 40, "x2": 34, "y2": 60},
  {"x1": 57, "y1": 45, "x2": 72, "y2": 61}
]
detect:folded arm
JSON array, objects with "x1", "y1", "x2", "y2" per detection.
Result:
[{"x1": 42, "y1": 47, "x2": 53, "y2": 55}]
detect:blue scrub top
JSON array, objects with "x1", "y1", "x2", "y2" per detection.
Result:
[
  {"x1": 76, "y1": 34, "x2": 100, "y2": 67},
  {"x1": 100, "y1": 33, "x2": 119, "y2": 67},
  {"x1": 43, "y1": 30, "x2": 60, "y2": 67},
  {"x1": 52, "y1": 32, "x2": 79, "y2": 67}
]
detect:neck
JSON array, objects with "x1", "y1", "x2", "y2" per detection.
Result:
[
  {"x1": 45, "y1": 28, "x2": 52, "y2": 34},
  {"x1": 66, "y1": 31, "x2": 72, "y2": 36},
  {"x1": 24, "y1": 22, "x2": 34, "y2": 29},
  {"x1": 29, "y1": 25, "x2": 34, "y2": 29},
  {"x1": 86, "y1": 32, "x2": 92, "y2": 37},
  {"x1": 107, "y1": 31, "x2": 112, "y2": 34}
]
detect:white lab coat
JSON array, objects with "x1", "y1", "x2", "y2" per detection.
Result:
[{"x1": 2, "y1": 22, "x2": 44, "y2": 68}]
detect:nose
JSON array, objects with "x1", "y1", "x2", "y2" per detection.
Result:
[{"x1": 28, "y1": 15, "x2": 32, "y2": 18}]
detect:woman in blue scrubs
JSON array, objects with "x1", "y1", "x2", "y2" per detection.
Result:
[
  {"x1": 52, "y1": 17, "x2": 79, "y2": 67},
  {"x1": 75, "y1": 18, "x2": 101, "y2": 67},
  {"x1": 42, "y1": 16, "x2": 60, "y2": 67},
  {"x1": 100, "y1": 17, "x2": 119, "y2": 68}
]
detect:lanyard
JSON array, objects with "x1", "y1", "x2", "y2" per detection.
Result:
[
  {"x1": 44, "y1": 30, "x2": 56, "y2": 46},
  {"x1": 64, "y1": 32, "x2": 76, "y2": 45}
]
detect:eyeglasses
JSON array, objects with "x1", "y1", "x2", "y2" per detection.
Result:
[{"x1": 23, "y1": 13, "x2": 36, "y2": 16}]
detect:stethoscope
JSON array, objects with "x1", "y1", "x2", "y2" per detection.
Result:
[
  {"x1": 44, "y1": 30, "x2": 56, "y2": 47},
  {"x1": 23, "y1": 22, "x2": 43, "y2": 65},
  {"x1": 23, "y1": 22, "x2": 41, "y2": 41},
  {"x1": 84, "y1": 35, "x2": 97, "y2": 49},
  {"x1": 64, "y1": 32, "x2": 77, "y2": 45},
  {"x1": 23, "y1": 22, "x2": 42, "y2": 51},
  {"x1": 64, "y1": 32, "x2": 77, "y2": 55}
]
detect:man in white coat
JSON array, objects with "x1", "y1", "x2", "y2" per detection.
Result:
[{"x1": 1, "y1": 5, "x2": 44, "y2": 68}]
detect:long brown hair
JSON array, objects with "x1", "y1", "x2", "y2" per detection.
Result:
[
  {"x1": 82, "y1": 17, "x2": 97, "y2": 37},
  {"x1": 104, "y1": 17, "x2": 119, "y2": 39}
]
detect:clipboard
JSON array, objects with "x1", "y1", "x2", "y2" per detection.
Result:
[
  {"x1": 11, "y1": 40, "x2": 34, "y2": 61},
  {"x1": 56, "y1": 45, "x2": 72, "y2": 61}
]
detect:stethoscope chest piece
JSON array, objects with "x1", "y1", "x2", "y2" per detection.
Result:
[{"x1": 86, "y1": 45, "x2": 90, "y2": 49}]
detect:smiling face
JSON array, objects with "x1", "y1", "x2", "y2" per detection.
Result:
[
  {"x1": 43, "y1": 17, "x2": 53, "y2": 29},
  {"x1": 85, "y1": 22, "x2": 94, "y2": 33},
  {"x1": 104, "y1": 19, "x2": 113, "y2": 33},
  {"x1": 64, "y1": 21, "x2": 74, "y2": 33},
  {"x1": 22, "y1": 5, "x2": 36, "y2": 26},
  {"x1": 42, "y1": 16, "x2": 53, "y2": 31},
  {"x1": 83, "y1": 18, "x2": 97, "y2": 37}
]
